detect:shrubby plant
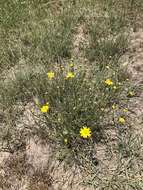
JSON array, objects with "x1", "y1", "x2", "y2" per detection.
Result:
[{"x1": 34, "y1": 61, "x2": 133, "y2": 166}]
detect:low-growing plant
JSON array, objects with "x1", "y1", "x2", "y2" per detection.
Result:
[{"x1": 30, "y1": 61, "x2": 133, "y2": 168}]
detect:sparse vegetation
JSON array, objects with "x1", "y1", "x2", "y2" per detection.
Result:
[{"x1": 0, "y1": 0, "x2": 143, "y2": 189}]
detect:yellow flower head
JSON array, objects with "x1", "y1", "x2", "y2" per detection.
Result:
[
  {"x1": 105, "y1": 79, "x2": 113, "y2": 86},
  {"x1": 66, "y1": 72, "x2": 75, "y2": 79},
  {"x1": 118, "y1": 117, "x2": 125, "y2": 124},
  {"x1": 40, "y1": 103, "x2": 49, "y2": 113},
  {"x1": 47, "y1": 71, "x2": 55, "y2": 80},
  {"x1": 112, "y1": 104, "x2": 117, "y2": 110},
  {"x1": 123, "y1": 108, "x2": 128, "y2": 113},
  {"x1": 69, "y1": 63, "x2": 74, "y2": 67},
  {"x1": 80, "y1": 127, "x2": 92, "y2": 138},
  {"x1": 64, "y1": 138, "x2": 68, "y2": 144},
  {"x1": 106, "y1": 65, "x2": 110, "y2": 69}
]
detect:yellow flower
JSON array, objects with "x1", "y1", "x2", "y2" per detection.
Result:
[
  {"x1": 101, "y1": 108, "x2": 104, "y2": 111},
  {"x1": 66, "y1": 72, "x2": 75, "y2": 79},
  {"x1": 123, "y1": 108, "x2": 128, "y2": 113},
  {"x1": 47, "y1": 71, "x2": 55, "y2": 80},
  {"x1": 69, "y1": 63, "x2": 74, "y2": 67},
  {"x1": 64, "y1": 138, "x2": 68, "y2": 144},
  {"x1": 112, "y1": 104, "x2": 117, "y2": 110},
  {"x1": 105, "y1": 79, "x2": 113, "y2": 86},
  {"x1": 40, "y1": 103, "x2": 49, "y2": 113},
  {"x1": 118, "y1": 117, "x2": 125, "y2": 124},
  {"x1": 80, "y1": 127, "x2": 92, "y2": 138}
]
